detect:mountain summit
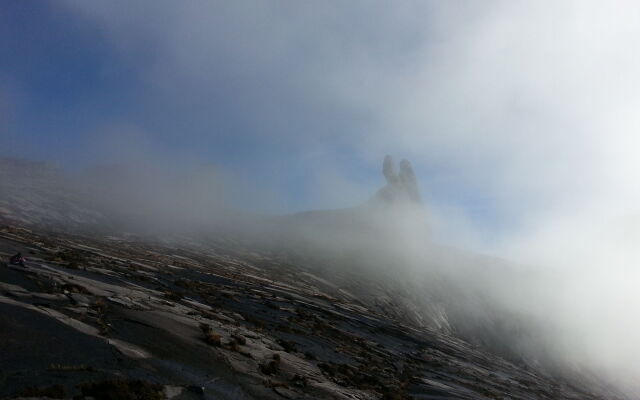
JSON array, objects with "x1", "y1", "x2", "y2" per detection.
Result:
[{"x1": 375, "y1": 155, "x2": 422, "y2": 205}]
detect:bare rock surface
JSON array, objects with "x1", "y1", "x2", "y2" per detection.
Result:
[
  {"x1": 0, "y1": 157, "x2": 626, "y2": 399},
  {"x1": 0, "y1": 225, "x2": 624, "y2": 400},
  {"x1": 375, "y1": 156, "x2": 422, "y2": 205}
]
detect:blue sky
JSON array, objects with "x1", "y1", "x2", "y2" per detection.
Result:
[
  {"x1": 0, "y1": 1, "x2": 152, "y2": 171},
  {"x1": 0, "y1": 1, "x2": 473, "y2": 215},
  {"x1": 3, "y1": 1, "x2": 640, "y2": 249},
  {"x1": 1, "y1": 1, "x2": 386, "y2": 209}
]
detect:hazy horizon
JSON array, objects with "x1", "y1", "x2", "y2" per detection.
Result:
[
  {"x1": 4, "y1": 1, "x2": 640, "y2": 395},
  {"x1": 6, "y1": 1, "x2": 640, "y2": 248}
]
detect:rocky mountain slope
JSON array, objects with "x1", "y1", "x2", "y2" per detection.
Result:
[
  {"x1": 0, "y1": 157, "x2": 628, "y2": 399},
  {"x1": 0, "y1": 225, "x2": 622, "y2": 400}
]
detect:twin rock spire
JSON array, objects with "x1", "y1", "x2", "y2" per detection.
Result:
[{"x1": 375, "y1": 155, "x2": 422, "y2": 205}]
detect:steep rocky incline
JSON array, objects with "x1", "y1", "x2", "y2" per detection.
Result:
[
  {"x1": 0, "y1": 225, "x2": 624, "y2": 400},
  {"x1": 0, "y1": 158, "x2": 107, "y2": 232},
  {"x1": 0, "y1": 157, "x2": 629, "y2": 399}
]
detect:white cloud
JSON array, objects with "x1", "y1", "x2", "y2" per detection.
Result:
[
  {"x1": 57, "y1": 2, "x2": 640, "y2": 389},
  {"x1": 59, "y1": 1, "x2": 640, "y2": 223}
]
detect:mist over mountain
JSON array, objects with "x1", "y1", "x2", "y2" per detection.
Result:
[
  {"x1": 0, "y1": 155, "x2": 632, "y2": 399},
  {"x1": 4, "y1": 2, "x2": 640, "y2": 397}
]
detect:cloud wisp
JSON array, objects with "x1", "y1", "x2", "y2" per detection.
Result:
[{"x1": 5, "y1": 0, "x2": 639, "y2": 394}]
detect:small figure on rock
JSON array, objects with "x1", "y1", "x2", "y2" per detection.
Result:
[{"x1": 9, "y1": 252, "x2": 26, "y2": 267}]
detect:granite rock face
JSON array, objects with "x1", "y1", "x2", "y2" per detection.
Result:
[
  {"x1": 373, "y1": 156, "x2": 422, "y2": 206},
  {"x1": 0, "y1": 158, "x2": 630, "y2": 399},
  {"x1": 0, "y1": 225, "x2": 625, "y2": 400}
]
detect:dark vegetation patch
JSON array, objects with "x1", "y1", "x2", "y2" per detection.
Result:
[
  {"x1": 317, "y1": 360, "x2": 416, "y2": 398},
  {"x1": 260, "y1": 353, "x2": 281, "y2": 375},
  {"x1": 263, "y1": 378, "x2": 288, "y2": 389},
  {"x1": 199, "y1": 323, "x2": 222, "y2": 347},
  {"x1": 76, "y1": 379, "x2": 164, "y2": 400},
  {"x1": 61, "y1": 282, "x2": 90, "y2": 294},
  {"x1": 276, "y1": 338, "x2": 298, "y2": 352},
  {"x1": 163, "y1": 290, "x2": 184, "y2": 302},
  {"x1": 265, "y1": 300, "x2": 279, "y2": 310},
  {"x1": 48, "y1": 363, "x2": 95, "y2": 372},
  {"x1": 91, "y1": 297, "x2": 110, "y2": 335},
  {"x1": 49, "y1": 249, "x2": 87, "y2": 269},
  {"x1": 17, "y1": 384, "x2": 66, "y2": 399},
  {"x1": 174, "y1": 278, "x2": 199, "y2": 290},
  {"x1": 290, "y1": 374, "x2": 307, "y2": 388},
  {"x1": 239, "y1": 311, "x2": 266, "y2": 330},
  {"x1": 231, "y1": 333, "x2": 247, "y2": 345},
  {"x1": 226, "y1": 337, "x2": 241, "y2": 352}
]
